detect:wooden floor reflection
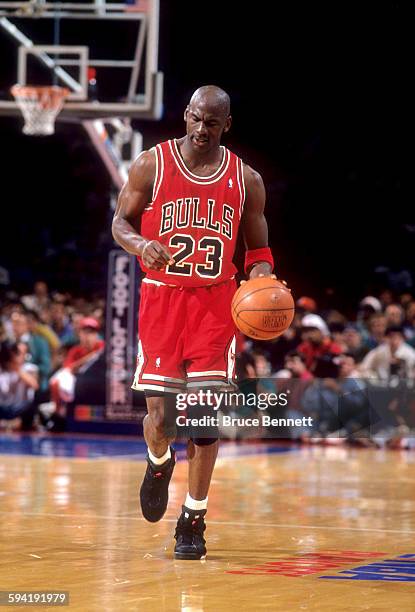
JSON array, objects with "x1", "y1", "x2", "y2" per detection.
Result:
[{"x1": 0, "y1": 445, "x2": 414, "y2": 611}]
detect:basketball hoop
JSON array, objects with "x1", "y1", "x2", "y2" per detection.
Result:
[{"x1": 10, "y1": 85, "x2": 70, "y2": 136}]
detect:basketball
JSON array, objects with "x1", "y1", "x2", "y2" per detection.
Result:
[{"x1": 231, "y1": 277, "x2": 295, "y2": 340}]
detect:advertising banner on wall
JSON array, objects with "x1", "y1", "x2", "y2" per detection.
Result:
[{"x1": 105, "y1": 250, "x2": 139, "y2": 420}]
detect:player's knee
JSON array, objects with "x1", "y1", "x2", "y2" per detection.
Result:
[
  {"x1": 145, "y1": 395, "x2": 177, "y2": 437},
  {"x1": 146, "y1": 408, "x2": 167, "y2": 433},
  {"x1": 191, "y1": 437, "x2": 218, "y2": 446},
  {"x1": 187, "y1": 401, "x2": 219, "y2": 443}
]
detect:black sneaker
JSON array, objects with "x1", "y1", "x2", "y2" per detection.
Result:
[
  {"x1": 174, "y1": 505, "x2": 207, "y2": 560},
  {"x1": 139, "y1": 448, "x2": 176, "y2": 522}
]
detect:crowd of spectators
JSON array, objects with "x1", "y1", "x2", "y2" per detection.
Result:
[
  {"x1": 237, "y1": 290, "x2": 415, "y2": 448},
  {"x1": 1, "y1": 281, "x2": 415, "y2": 449},
  {"x1": 0, "y1": 282, "x2": 105, "y2": 432}
]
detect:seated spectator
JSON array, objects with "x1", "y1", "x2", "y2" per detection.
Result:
[
  {"x1": 10, "y1": 310, "x2": 51, "y2": 392},
  {"x1": 385, "y1": 303, "x2": 404, "y2": 327},
  {"x1": 400, "y1": 293, "x2": 413, "y2": 308},
  {"x1": 284, "y1": 350, "x2": 313, "y2": 380},
  {"x1": 21, "y1": 281, "x2": 50, "y2": 314},
  {"x1": 49, "y1": 317, "x2": 104, "y2": 414},
  {"x1": 38, "y1": 304, "x2": 53, "y2": 327},
  {"x1": 252, "y1": 350, "x2": 275, "y2": 396},
  {"x1": 360, "y1": 325, "x2": 415, "y2": 382},
  {"x1": 328, "y1": 321, "x2": 347, "y2": 352},
  {"x1": 26, "y1": 309, "x2": 61, "y2": 365},
  {"x1": 50, "y1": 300, "x2": 73, "y2": 341},
  {"x1": 60, "y1": 311, "x2": 85, "y2": 348},
  {"x1": 252, "y1": 350, "x2": 272, "y2": 377},
  {"x1": 301, "y1": 353, "x2": 367, "y2": 439},
  {"x1": 326, "y1": 310, "x2": 348, "y2": 327},
  {"x1": 343, "y1": 324, "x2": 369, "y2": 363},
  {"x1": 364, "y1": 313, "x2": 387, "y2": 351},
  {"x1": 0, "y1": 341, "x2": 39, "y2": 430},
  {"x1": 64, "y1": 318, "x2": 104, "y2": 368},
  {"x1": 403, "y1": 301, "x2": 415, "y2": 347},
  {"x1": 297, "y1": 314, "x2": 342, "y2": 373},
  {"x1": 356, "y1": 296, "x2": 382, "y2": 337},
  {"x1": 275, "y1": 352, "x2": 314, "y2": 424},
  {"x1": 337, "y1": 353, "x2": 361, "y2": 379}
]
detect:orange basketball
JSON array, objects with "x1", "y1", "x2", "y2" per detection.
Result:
[{"x1": 231, "y1": 277, "x2": 295, "y2": 340}]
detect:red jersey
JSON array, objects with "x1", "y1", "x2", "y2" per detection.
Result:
[{"x1": 138, "y1": 139, "x2": 245, "y2": 287}]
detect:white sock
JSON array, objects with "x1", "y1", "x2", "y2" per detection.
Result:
[
  {"x1": 184, "y1": 493, "x2": 208, "y2": 511},
  {"x1": 148, "y1": 446, "x2": 171, "y2": 465}
]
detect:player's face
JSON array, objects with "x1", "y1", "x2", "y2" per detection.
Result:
[{"x1": 184, "y1": 102, "x2": 231, "y2": 152}]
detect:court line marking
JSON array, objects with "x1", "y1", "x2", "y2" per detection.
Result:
[{"x1": 0, "y1": 510, "x2": 413, "y2": 535}]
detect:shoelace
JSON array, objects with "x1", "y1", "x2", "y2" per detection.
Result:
[
  {"x1": 146, "y1": 464, "x2": 170, "y2": 490},
  {"x1": 175, "y1": 517, "x2": 206, "y2": 538}
]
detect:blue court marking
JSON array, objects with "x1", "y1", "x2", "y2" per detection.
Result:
[
  {"x1": 319, "y1": 554, "x2": 415, "y2": 582},
  {"x1": 0, "y1": 433, "x2": 297, "y2": 460}
]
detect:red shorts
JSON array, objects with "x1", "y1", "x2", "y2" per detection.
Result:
[{"x1": 132, "y1": 278, "x2": 237, "y2": 394}]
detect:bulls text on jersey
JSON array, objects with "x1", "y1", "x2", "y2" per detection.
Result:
[{"x1": 159, "y1": 198, "x2": 234, "y2": 240}]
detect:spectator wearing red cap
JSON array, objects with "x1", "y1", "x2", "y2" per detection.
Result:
[
  {"x1": 47, "y1": 318, "x2": 104, "y2": 415},
  {"x1": 63, "y1": 318, "x2": 104, "y2": 369}
]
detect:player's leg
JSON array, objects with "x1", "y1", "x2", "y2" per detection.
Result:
[
  {"x1": 174, "y1": 279, "x2": 237, "y2": 559},
  {"x1": 173, "y1": 437, "x2": 219, "y2": 560},
  {"x1": 139, "y1": 393, "x2": 177, "y2": 522},
  {"x1": 187, "y1": 438, "x2": 218, "y2": 500},
  {"x1": 143, "y1": 394, "x2": 175, "y2": 457},
  {"x1": 132, "y1": 282, "x2": 186, "y2": 523}
]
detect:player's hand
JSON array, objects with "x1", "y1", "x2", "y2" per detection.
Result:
[
  {"x1": 249, "y1": 262, "x2": 274, "y2": 280},
  {"x1": 141, "y1": 240, "x2": 175, "y2": 270}
]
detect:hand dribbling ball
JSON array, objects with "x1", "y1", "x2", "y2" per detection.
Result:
[{"x1": 231, "y1": 277, "x2": 295, "y2": 340}]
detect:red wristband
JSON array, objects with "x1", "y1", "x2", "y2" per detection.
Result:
[{"x1": 244, "y1": 247, "x2": 274, "y2": 274}]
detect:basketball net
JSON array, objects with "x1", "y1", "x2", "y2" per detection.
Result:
[{"x1": 11, "y1": 85, "x2": 69, "y2": 136}]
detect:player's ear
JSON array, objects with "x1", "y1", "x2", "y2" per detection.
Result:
[
  {"x1": 184, "y1": 106, "x2": 189, "y2": 121},
  {"x1": 223, "y1": 115, "x2": 232, "y2": 133}
]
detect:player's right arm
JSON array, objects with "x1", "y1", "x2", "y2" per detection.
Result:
[{"x1": 112, "y1": 150, "x2": 173, "y2": 270}]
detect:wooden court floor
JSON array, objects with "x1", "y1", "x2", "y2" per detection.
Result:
[{"x1": 0, "y1": 444, "x2": 414, "y2": 611}]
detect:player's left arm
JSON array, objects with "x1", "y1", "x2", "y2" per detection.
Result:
[{"x1": 241, "y1": 164, "x2": 275, "y2": 279}]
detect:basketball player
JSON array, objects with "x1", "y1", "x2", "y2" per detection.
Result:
[{"x1": 112, "y1": 85, "x2": 275, "y2": 560}]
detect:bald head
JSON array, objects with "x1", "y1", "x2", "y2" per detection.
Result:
[
  {"x1": 184, "y1": 85, "x2": 232, "y2": 151},
  {"x1": 189, "y1": 85, "x2": 231, "y2": 118}
]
